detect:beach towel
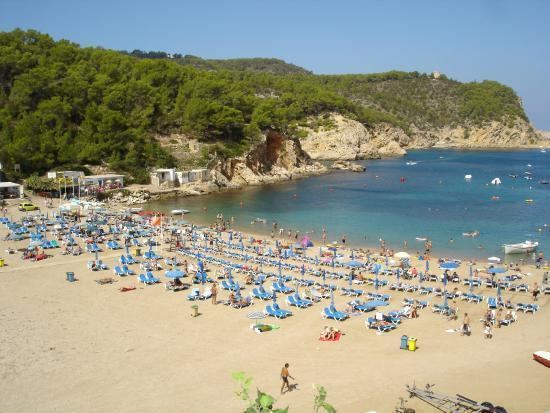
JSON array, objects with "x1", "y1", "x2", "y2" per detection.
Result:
[
  {"x1": 319, "y1": 332, "x2": 342, "y2": 342},
  {"x1": 119, "y1": 286, "x2": 136, "y2": 292},
  {"x1": 251, "y1": 323, "x2": 280, "y2": 333},
  {"x1": 95, "y1": 278, "x2": 117, "y2": 285}
]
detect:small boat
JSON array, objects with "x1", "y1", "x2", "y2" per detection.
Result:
[
  {"x1": 491, "y1": 196, "x2": 500, "y2": 201},
  {"x1": 539, "y1": 180, "x2": 549, "y2": 185},
  {"x1": 416, "y1": 237, "x2": 427, "y2": 241},
  {"x1": 525, "y1": 199, "x2": 534, "y2": 203},
  {"x1": 129, "y1": 207, "x2": 143, "y2": 213},
  {"x1": 509, "y1": 174, "x2": 518, "y2": 178},
  {"x1": 171, "y1": 209, "x2": 190, "y2": 215},
  {"x1": 250, "y1": 217, "x2": 267, "y2": 224},
  {"x1": 406, "y1": 161, "x2": 418, "y2": 165},
  {"x1": 464, "y1": 174, "x2": 472, "y2": 180},
  {"x1": 490, "y1": 177, "x2": 501, "y2": 185},
  {"x1": 533, "y1": 351, "x2": 550, "y2": 368},
  {"x1": 524, "y1": 176, "x2": 533, "y2": 180},
  {"x1": 462, "y1": 231, "x2": 479, "y2": 237},
  {"x1": 503, "y1": 240, "x2": 539, "y2": 254},
  {"x1": 541, "y1": 149, "x2": 547, "y2": 153}
]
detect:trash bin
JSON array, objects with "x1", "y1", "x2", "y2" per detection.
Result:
[
  {"x1": 0, "y1": 258, "x2": 4, "y2": 267},
  {"x1": 400, "y1": 335, "x2": 409, "y2": 350},
  {"x1": 133, "y1": 247, "x2": 141, "y2": 257},
  {"x1": 66, "y1": 271, "x2": 75, "y2": 282},
  {"x1": 408, "y1": 337, "x2": 417, "y2": 351},
  {"x1": 191, "y1": 304, "x2": 199, "y2": 317}
]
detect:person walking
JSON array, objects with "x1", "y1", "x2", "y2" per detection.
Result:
[
  {"x1": 280, "y1": 363, "x2": 295, "y2": 394},
  {"x1": 532, "y1": 282, "x2": 540, "y2": 302}
]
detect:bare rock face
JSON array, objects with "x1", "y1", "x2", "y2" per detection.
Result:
[
  {"x1": 299, "y1": 114, "x2": 407, "y2": 160},
  {"x1": 213, "y1": 131, "x2": 328, "y2": 188},
  {"x1": 407, "y1": 118, "x2": 538, "y2": 148}
]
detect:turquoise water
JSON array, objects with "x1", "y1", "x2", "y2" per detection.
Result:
[{"x1": 147, "y1": 149, "x2": 549, "y2": 260}]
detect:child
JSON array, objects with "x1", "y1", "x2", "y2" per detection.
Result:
[{"x1": 484, "y1": 322, "x2": 493, "y2": 339}]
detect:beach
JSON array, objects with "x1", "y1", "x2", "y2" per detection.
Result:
[{"x1": 0, "y1": 198, "x2": 549, "y2": 413}]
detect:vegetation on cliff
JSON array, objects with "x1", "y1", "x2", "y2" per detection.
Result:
[{"x1": 0, "y1": 29, "x2": 531, "y2": 181}]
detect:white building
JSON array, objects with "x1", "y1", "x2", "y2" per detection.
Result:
[
  {"x1": 83, "y1": 174, "x2": 124, "y2": 187},
  {"x1": 0, "y1": 182, "x2": 24, "y2": 198},
  {"x1": 150, "y1": 168, "x2": 177, "y2": 187}
]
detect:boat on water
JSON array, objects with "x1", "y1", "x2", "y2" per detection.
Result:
[
  {"x1": 250, "y1": 217, "x2": 267, "y2": 224},
  {"x1": 462, "y1": 230, "x2": 479, "y2": 237},
  {"x1": 509, "y1": 174, "x2": 518, "y2": 178},
  {"x1": 464, "y1": 174, "x2": 472, "y2": 180},
  {"x1": 503, "y1": 240, "x2": 538, "y2": 254},
  {"x1": 533, "y1": 351, "x2": 550, "y2": 368},
  {"x1": 415, "y1": 237, "x2": 427, "y2": 241},
  {"x1": 171, "y1": 209, "x2": 190, "y2": 215},
  {"x1": 406, "y1": 161, "x2": 418, "y2": 165},
  {"x1": 541, "y1": 149, "x2": 547, "y2": 153},
  {"x1": 539, "y1": 180, "x2": 549, "y2": 185},
  {"x1": 490, "y1": 177, "x2": 501, "y2": 185},
  {"x1": 129, "y1": 207, "x2": 143, "y2": 213}
]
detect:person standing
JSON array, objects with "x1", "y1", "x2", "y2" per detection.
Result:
[
  {"x1": 532, "y1": 282, "x2": 540, "y2": 302},
  {"x1": 461, "y1": 312, "x2": 470, "y2": 336},
  {"x1": 280, "y1": 363, "x2": 295, "y2": 394},
  {"x1": 211, "y1": 282, "x2": 218, "y2": 305}
]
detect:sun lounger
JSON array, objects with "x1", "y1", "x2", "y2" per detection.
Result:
[
  {"x1": 122, "y1": 265, "x2": 135, "y2": 275},
  {"x1": 145, "y1": 272, "x2": 160, "y2": 284},
  {"x1": 273, "y1": 303, "x2": 292, "y2": 317},
  {"x1": 114, "y1": 266, "x2": 125, "y2": 277},
  {"x1": 365, "y1": 317, "x2": 395, "y2": 333},
  {"x1": 264, "y1": 304, "x2": 288, "y2": 319},
  {"x1": 251, "y1": 287, "x2": 272, "y2": 300},
  {"x1": 487, "y1": 297, "x2": 498, "y2": 309},
  {"x1": 516, "y1": 303, "x2": 539, "y2": 313}
]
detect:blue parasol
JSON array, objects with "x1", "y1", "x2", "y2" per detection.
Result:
[
  {"x1": 440, "y1": 262, "x2": 459, "y2": 270},
  {"x1": 278, "y1": 260, "x2": 282, "y2": 277},
  {"x1": 95, "y1": 249, "x2": 99, "y2": 262},
  {"x1": 322, "y1": 270, "x2": 326, "y2": 285},
  {"x1": 364, "y1": 300, "x2": 389, "y2": 309},
  {"x1": 272, "y1": 290, "x2": 277, "y2": 304},
  {"x1": 346, "y1": 260, "x2": 364, "y2": 268},
  {"x1": 469, "y1": 265, "x2": 474, "y2": 293},
  {"x1": 198, "y1": 260, "x2": 204, "y2": 272},
  {"x1": 330, "y1": 289, "x2": 334, "y2": 306},
  {"x1": 165, "y1": 269, "x2": 185, "y2": 279},
  {"x1": 425, "y1": 259, "x2": 429, "y2": 272},
  {"x1": 385, "y1": 256, "x2": 389, "y2": 267},
  {"x1": 497, "y1": 283, "x2": 502, "y2": 299},
  {"x1": 396, "y1": 268, "x2": 400, "y2": 281},
  {"x1": 487, "y1": 267, "x2": 506, "y2": 274},
  {"x1": 331, "y1": 257, "x2": 335, "y2": 271},
  {"x1": 301, "y1": 265, "x2": 305, "y2": 276},
  {"x1": 348, "y1": 272, "x2": 353, "y2": 287},
  {"x1": 374, "y1": 270, "x2": 379, "y2": 291}
]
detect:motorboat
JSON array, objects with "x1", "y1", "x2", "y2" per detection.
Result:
[
  {"x1": 503, "y1": 240, "x2": 539, "y2": 254},
  {"x1": 406, "y1": 161, "x2": 418, "y2": 165},
  {"x1": 490, "y1": 177, "x2": 501, "y2": 185},
  {"x1": 464, "y1": 174, "x2": 472, "y2": 180},
  {"x1": 509, "y1": 174, "x2": 518, "y2": 178},
  {"x1": 250, "y1": 217, "x2": 267, "y2": 224},
  {"x1": 415, "y1": 237, "x2": 427, "y2": 241},
  {"x1": 540, "y1": 180, "x2": 549, "y2": 185},
  {"x1": 171, "y1": 209, "x2": 190, "y2": 215},
  {"x1": 533, "y1": 351, "x2": 550, "y2": 368},
  {"x1": 462, "y1": 230, "x2": 479, "y2": 237}
]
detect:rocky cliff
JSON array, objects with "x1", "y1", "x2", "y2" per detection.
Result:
[
  {"x1": 299, "y1": 114, "x2": 540, "y2": 160},
  {"x1": 211, "y1": 131, "x2": 327, "y2": 189}
]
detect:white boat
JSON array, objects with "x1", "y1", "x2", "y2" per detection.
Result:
[
  {"x1": 129, "y1": 207, "x2": 143, "y2": 213},
  {"x1": 250, "y1": 217, "x2": 267, "y2": 224},
  {"x1": 503, "y1": 240, "x2": 539, "y2": 254},
  {"x1": 171, "y1": 209, "x2": 190, "y2": 215},
  {"x1": 462, "y1": 230, "x2": 479, "y2": 237},
  {"x1": 541, "y1": 149, "x2": 546, "y2": 153},
  {"x1": 415, "y1": 237, "x2": 427, "y2": 241},
  {"x1": 490, "y1": 177, "x2": 501, "y2": 185},
  {"x1": 406, "y1": 161, "x2": 418, "y2": 165},
  {"x1": 464, "y1": 174, "x2": 472, "y2": 180}
]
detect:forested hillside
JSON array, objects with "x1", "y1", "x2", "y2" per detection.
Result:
[{"x1": 0, "y1": 29, "x2": 531, "y2": 182}]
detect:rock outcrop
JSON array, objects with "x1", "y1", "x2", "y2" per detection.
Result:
[
  {"x1": 330, "y1": 160, "x2": 366, "y2": 172},
  {"x1": 299, "y1": 114, "x2": 407, "y2": 160},
  {"x1": 299, "y1": 114, "x2": 540, "y2": 161},
  {"x1": 213, "y1": 131, "x2": 327, "y2": 187},
  {"x1": 407, "y1": 118, "x2": 538, "y2": 148}
]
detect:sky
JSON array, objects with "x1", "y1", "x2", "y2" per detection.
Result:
[{"x1": 3, "y1": 0, "x2": 550, "y2": 129}]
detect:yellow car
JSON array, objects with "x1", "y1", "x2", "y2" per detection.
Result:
[{"x1": 18, "y1": 202, "x2": 40, "y2": 212}]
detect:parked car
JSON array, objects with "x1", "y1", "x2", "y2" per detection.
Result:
[{"x1": 18, "y1": 202, "x2": 40, "y2": 211}]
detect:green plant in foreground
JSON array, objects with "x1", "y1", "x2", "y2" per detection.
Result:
[{"x1": 232, "y1": 372, "x2": 337, "y2": 413}]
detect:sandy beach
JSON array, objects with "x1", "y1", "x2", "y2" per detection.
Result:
[{"x1": 0, "y1": 199, "x2": 549, "y2": 413}]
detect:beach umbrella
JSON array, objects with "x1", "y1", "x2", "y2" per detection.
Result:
[
  {"x1": 95, "y1": 249, "x2": 99, "y2": 262},
  {"x1": 201, "y1": 271, "x2": 207, "y2": 284},
  {"x1": 125, "y1": 242, "x2": 129, "y2": 255},
  {"x1": 418, "y1": 271, "x2": 423, "y2": 287},
  {"x1": 348, "y1": 272, "x2": 353, "y2": 287},
  {"x1": 247, "y1": 311, "x2": 266, "y2": 327},
  {"x1": 385, "y1": 256, "x2": 389, "y2": 267},
  {"x1": 346, "y1": 260, "x2": 364, "y2": 268},
  {"x1": 301, "y1": 265, "x2": 305, "y2": 277},
  {"x1": 351, "y1": 249, "x2": 355, "y2": 259},
  {"x1": 365, "y1": 300, "x2": 389, "y2": 309},
  {"x1": 278, "y1": 260, "x2": 282, "y2": 277},
  {"x1": 394, "y1": 251, "x2": 410, "y2": 260},
  {"x1": 425, "y1": 260, "x2": 429, "y2": 273},
  {"x1": 330, "y1": 289, "x2": 335, "y2": 306},
  {"x1": 272, "y1": 290, "x2": 277, "y2": 305},
  {"x1": 497, "y1": 283, "x2": 502, "y2": 300},
  {"x1": 165, "y1": 268, "x2": 185, "y2": 279},
  {"x1": 486, "y1": 267, "x2": 506, "y2": 274},
  {"x1": 396, "y1": 268, "x2": 400, "y2": 281},
  {"x1": 198, "y1": 260, "x2": 204, "y2": 272},
  {"x1": 331, "y1": 257, "x2": 335, "y2": 271},
  {"x1": 322, "y1": 270, "x2": 326, "y2": 285},
  {"x1": 469, "y1": 265, "x2": 474, "y2": 293},
  {"x1": 440, "y1": 262, "x2": 459, "y2": 270},
  {"x1": 443, "y1": 293, "x2": 448, "y2": 309},
  {"x1": 374, "y1": 271, "x2": 379, "y2": 291}
]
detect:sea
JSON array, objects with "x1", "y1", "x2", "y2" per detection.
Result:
[{"x1": 146, "y1": 149, "x2": 549, "y2": 261}]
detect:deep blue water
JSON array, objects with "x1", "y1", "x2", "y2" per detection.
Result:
[{"x1": 147, "y1": 149, "x2": 549, "y2": 260}]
